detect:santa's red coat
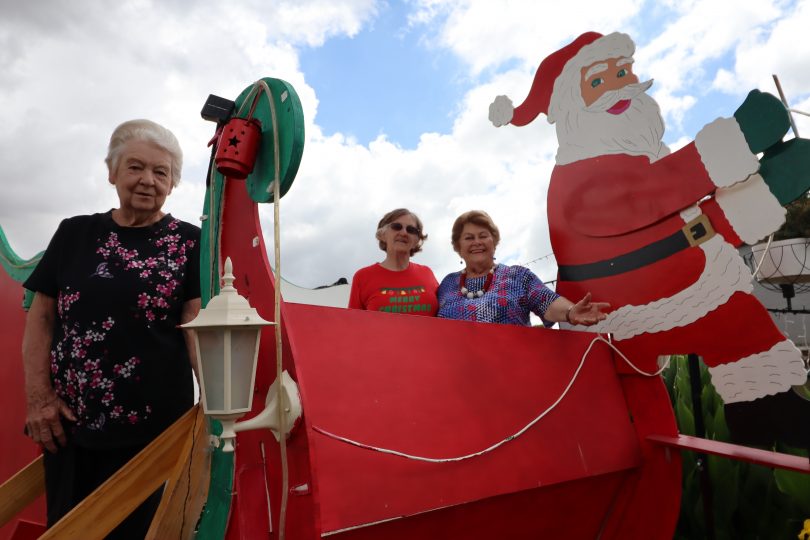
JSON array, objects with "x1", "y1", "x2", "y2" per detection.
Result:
[{"x1": 548, "y1": 144, "x2": 787, "y2": 378}]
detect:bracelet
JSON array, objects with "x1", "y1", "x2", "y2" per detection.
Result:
[{"x1": 565, "y1": 305, "x2": 574, "y2": 324}]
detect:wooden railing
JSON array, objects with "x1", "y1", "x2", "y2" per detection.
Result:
[
  {"x1": 0, "y1": 405, "x2": 210, "y2": 539},
  {"x1": 0, "y1": 455, "x2": 44, "y2": 530}
]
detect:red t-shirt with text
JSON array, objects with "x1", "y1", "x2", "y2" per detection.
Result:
[{"x1": 348, "y1": 262, "x2": 439, "y2": 316}]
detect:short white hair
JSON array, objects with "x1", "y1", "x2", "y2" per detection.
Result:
[{"x1": 105, "y1": 119, "x2": 183, "y2": 186}]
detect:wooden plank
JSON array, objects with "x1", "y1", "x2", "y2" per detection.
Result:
[
  {"x1": 647, "y1": 434, "x2": 810, "y2": 474},
  {"x1": 0, "y1": 456, "x2": 44, "y2": 527},
  {"x1": 41, "y1": 406, "x2": 198, "y2": 539},
  {"x1": 145, "y1": 406, "x2": 211, "y2": 540}
]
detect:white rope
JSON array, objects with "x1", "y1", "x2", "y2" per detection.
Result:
[
  {"x1": 312, "y1": 334, "x2": 669, "y2": 463},
  {"x1": 750, "y1": 233, "x2": 774, "y2": 281},
  {"x1": 235, "y1": 85, "x2": 261, "y2": 117},
  {"x1": 255, "y1": 78, "x2": 290, "y2": 540},
  {"x1": 799, "y1": 314, "x2": 810, "y2": 371}
]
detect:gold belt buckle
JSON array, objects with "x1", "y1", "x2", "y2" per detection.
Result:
[{"x1": 683, "y1": 214, "x2": 715, "y2": 247}]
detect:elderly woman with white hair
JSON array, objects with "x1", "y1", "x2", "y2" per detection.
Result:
[{"x1": 22, "y1": 119, "x2": 200, "y2": 538}]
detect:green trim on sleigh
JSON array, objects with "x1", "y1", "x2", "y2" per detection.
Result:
[
  {"x1": 195, "y1": 76, "x2": 304, "y2": 538},
  {"x1": 0, "y1": 225, "x2": 42, "y2": 310},
  {"x1": 193, "y1": 140, "x2": 233, "y2": 540}
]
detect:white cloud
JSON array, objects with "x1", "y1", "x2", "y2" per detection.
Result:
[
  {"x1": 272, "y1": 0, "x2": 378, "y2": 46},
  {"x1": 635, "y1": 0, "x2": 785, "y2": 126},
  {"x1": 0, "y1": 0, "x2": 370, "y2": 260},
  {"x1": 710, "y1": 0, "x2": 810, "y2": 135},
  {"x1": 3, "y1": 0, "x2": 809, "y2": 298},
  {"x1": 409, "y1": 0, "x2": 645, "y2": 74},
  {"x1": 258, "y1": 58, "x2": 562, "y2": 288}
]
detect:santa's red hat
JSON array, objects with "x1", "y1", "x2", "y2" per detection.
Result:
[{"x1": 489, "y1": 32, "x2": 636, "y2": 127}]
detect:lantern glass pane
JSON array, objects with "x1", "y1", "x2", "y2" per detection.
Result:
[
  {"x1": 229, "y1": 328, "x2": 260, "y2": 410},
  {"x1": 198, "y1": 329, "x2": 225, "y2": 411}
]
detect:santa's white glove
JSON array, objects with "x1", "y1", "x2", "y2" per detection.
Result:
[
  {"x1": 489, "y1": 95, "x2": 514, "y2": 127},
  {"x1": 695, "y1": 117, "x2": 759, "y2": 188}
]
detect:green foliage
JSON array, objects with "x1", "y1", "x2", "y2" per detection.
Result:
[
  {"x1": 775, "y1": 465, "x2": 810, "y2": 513},
  {"x1": 663, "y1": 355, "x2": 809, "y2": 539},
  {"x1": 774, "y1": 194, "x2": 810, "y2": 240}
]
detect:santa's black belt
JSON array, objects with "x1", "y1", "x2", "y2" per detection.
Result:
[{"x1": 557, "y1": 214, "x2": 715, "y2": 282}]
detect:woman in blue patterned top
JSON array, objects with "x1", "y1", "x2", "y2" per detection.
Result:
[{"x1": 437, "y1": 210, "x2": 608, "y2": 326}]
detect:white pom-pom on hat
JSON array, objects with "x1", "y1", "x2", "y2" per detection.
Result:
[{"x1": 489, "y1": 95, "x2": 515, "y2": 127}]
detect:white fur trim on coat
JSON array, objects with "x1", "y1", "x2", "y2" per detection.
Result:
[
  {"x1": 715, "y1": 173, "x2": 786, "y2": 245},
  {"x1": 694, "y1": 117, "x2": 759, "y2": 188},
  {"x1": 573, "y1": 224, "x2": 752, "y2": 339},
  {"x1": 708, "y1": 340, "x2": 808, "y2": 403}
]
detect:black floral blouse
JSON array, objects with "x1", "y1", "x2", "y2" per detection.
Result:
[{"x1": 24, "y1": 211, "x2": 200, "y2": 448}]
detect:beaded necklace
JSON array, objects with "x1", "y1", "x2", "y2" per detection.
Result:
[{"x1": 460, "y1": 266, "x2": 495, "y2": 299}]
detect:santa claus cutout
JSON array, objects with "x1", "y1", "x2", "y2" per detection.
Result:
[{"x1": 490, "y1": 32, "x2": 810, "y2": 444}]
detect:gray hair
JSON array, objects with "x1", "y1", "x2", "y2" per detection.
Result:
[
  {"x1": 105, "y1": 119, "x2": 183, "y2": 186},
  {"x1": 375, "y1": 208, "x2": 428, "y2": 256}
]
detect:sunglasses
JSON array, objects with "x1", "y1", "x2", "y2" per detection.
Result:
[{"x1": 388, "y1": 222, "x2": 420, "y2": 235}]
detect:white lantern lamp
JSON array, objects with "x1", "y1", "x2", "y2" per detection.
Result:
[{"x1": 181, "y1": 257, "x2": 274, "y2": 452}]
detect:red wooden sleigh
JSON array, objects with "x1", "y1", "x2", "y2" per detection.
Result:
[{"x1": 205, "y1": 178, "x2": 684, "y2": 539}]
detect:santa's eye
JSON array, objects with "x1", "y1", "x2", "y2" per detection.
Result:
[
  {"x1": 617, "y1": 68, "x2": 628, "y2": 78},
  {"x1": 590, "y1": 77, "x2": 603, "y2": 88}
]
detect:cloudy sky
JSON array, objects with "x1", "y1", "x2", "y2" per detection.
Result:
[{"x1": 2, "y1": 0, "x2": 809, "y2": 291}]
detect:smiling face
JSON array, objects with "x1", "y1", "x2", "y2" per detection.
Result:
[
  {"x1": 457, "y1": 222, "x2": 496, "y2": 269},
  {"x1": 580, "y1": 56, "x2": 639, "y2": 109},
  {"x1": 379, "y1": 214, "x2": 421, "y2": 257},
  {"x1": 109, "y1": 139, "x2": 174, "y2": 219}
]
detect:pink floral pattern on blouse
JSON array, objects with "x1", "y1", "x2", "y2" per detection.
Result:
[
  {"x1": 48, "y1": 218, "x2": 197, "y2": 431},
  {"x1": 52, "y1": 289, "x2": 146, "y2": 430},
  {"x1": 95, "y1": 225, "x2": 192, "y2": 326}
]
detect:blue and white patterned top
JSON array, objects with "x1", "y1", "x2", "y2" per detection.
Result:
[{"x1": 436, "y1": 264, "x2": 560, "y2": 326}]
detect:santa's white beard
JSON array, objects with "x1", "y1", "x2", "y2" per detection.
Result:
[{"x1": 554, "y1": 85, "x2": 669, "y2": 166}]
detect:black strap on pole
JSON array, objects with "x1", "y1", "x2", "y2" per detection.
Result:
[{"x1": 688, "y1": 353, "x2": 715, "y2": 540}]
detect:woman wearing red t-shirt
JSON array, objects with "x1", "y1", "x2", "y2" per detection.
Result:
[{"x1": 348, "y1": 209, "x2": 439, "y2": 316}]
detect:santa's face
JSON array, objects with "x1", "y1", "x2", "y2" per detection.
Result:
[
  {"x1": 580, "y1": 57, "x2": 639, "y2": 112},
  {"x1": 553, "y1": 58, "x2": 667, "y2": 165}
]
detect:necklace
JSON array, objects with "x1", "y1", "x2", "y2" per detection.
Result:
[{"x1": 460, "y1": 266, "x2": 495, "y2": 299}]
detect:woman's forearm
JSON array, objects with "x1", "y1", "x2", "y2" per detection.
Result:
[
  {"x1": 22, "y1": 293, "x2": 56, "y2": 399},
  {"x1": 22, "y1": 292, "x2": 75, "y2": 452},
  {"x1": 545, "y1": 293, "x2": 609, "y2": 326},
  {"x1": 544, "y1": 297, "x2": 574, "y2": 323}
]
